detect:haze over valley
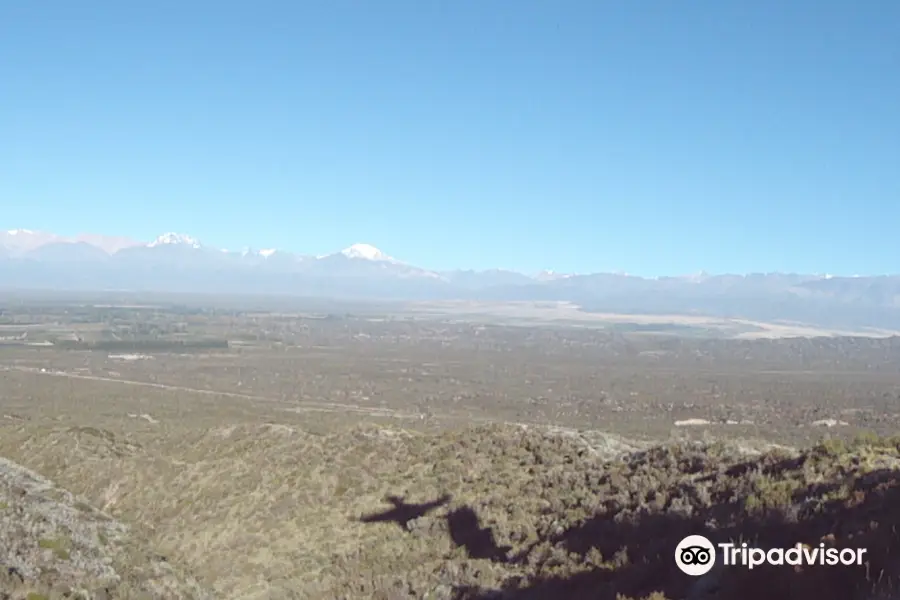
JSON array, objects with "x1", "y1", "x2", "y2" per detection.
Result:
[{"x1": 4, "y1": 228, "x2": 900, "y2": 336}]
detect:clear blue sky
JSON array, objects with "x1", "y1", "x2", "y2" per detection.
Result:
[{"x1": 2, "y1": 1, "x2": 898, "y2": 276}]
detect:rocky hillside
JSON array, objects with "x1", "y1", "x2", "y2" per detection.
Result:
[
  {"x1": 0, "y1": 456, "x2": 209, "y2": 599},
  {"x1": 3, "y1": 424, "x2": 900, "y2": 599}
]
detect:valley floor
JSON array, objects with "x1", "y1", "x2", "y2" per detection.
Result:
[{"x1": 3, "y1": 364, "x2": 900, "y2": 599}]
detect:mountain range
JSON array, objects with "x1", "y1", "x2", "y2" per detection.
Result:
[{"x1": 3, "y1": 228, "x2": 900, "y2": 332}]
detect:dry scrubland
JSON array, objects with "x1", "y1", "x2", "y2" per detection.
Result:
[{"x1": 3, "y1": 300, "x2": 900, "y2": 598}]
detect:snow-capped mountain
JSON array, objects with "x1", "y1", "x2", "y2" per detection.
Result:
[
  {"x1": 1, "y1": 229, "x2": 61, "y2": 254},
  {"x1": 233, "y1": 247, "x2": 309, "y2": 269},
  {"x1": 535, "y1": 270, "x2": 577, "y2": 281},
  {"x1": 147, "y1": 233, "x2": 202, "y2": 249},
  {"x1": 339, "y1": 243, "x2": 395, "y2": 262},
  {"x1": 311, "y1": 243, "x2": 442, "y2": 280},
  {"x1": 4, "y1": 227, "x2": 900, "y2": 330},
  {"x1": 239, "y1": 247, "x2": 279, "y2": 258}
]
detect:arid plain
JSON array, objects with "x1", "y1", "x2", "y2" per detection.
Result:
[{"x1": 3, "y1": 297, "x2": 900, "y2": 599}]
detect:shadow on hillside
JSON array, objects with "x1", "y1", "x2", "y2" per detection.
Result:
[
  {"x1": 358, "y1": 493, "x2": 452, "y2": 531},
  {"x1": 457, "y1": 461, "x2": 900, "y2": 600},
  {"x1": 358, "y1": 493, "x2": 513, "y2": 563},
  {"x1": 354, "y1": 460, "x2": 900, "y2": 600},
  {"x1": 447, "y1": 506, "x2": 513, "y2": 562}
]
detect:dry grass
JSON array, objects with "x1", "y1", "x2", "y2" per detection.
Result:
[
  {"x1": 0, "y1": 452, "x2": 209, "y2": 600},
  {"x1": 5, "y1": 399, "x2": 900, "y2": 599},
  {"x1": 3, "y1": 306, "x2": 900, "y2": 598}
]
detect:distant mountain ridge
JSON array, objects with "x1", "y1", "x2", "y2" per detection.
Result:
[{"x1": 2, "y1": 228, "x2": 900, "y2": 331}]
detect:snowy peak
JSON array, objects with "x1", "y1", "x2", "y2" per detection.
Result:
[
  {"x1": 239, "y1": 247, "x2": 280, "y2": 259},
  {"x1": 147, "y1": 233, "x2": 202, "y2": 249},
  {"x1": 535, "y1": 270, "x2": 577, "y2": 281},
  {"x1": 0, "y1": 229, "x2": 61, "y2": 254},
  {"x1": 340, "y1": 243, "x2": 394, "y2": 262}
]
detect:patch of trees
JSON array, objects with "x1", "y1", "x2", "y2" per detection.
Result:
[{"x1": 54, "y1": 339, "x2": 229, "y2": 351}]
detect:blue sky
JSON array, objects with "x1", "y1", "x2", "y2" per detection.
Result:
[{"x1": 2, "y1": 1, "x2": 898, "y2": 276}]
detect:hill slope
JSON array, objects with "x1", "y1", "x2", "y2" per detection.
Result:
[
  {"x1": 0, "y1": 453, "x2": 210, "y2": 599},
  {"x1": 3, "y1": 423, "x2": 900, "y2": 599}
]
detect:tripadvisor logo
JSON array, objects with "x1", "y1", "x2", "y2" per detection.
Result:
[
  {"x1": 676, "y1": 535, "x2": 867, "y2": 576},
  {"x1": 675, "y1": 535, "x2": 717, "y2": 576}
]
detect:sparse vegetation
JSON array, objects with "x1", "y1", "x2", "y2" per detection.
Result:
[{"x1": 2, "y1": 297, "x2": 900, "y2": 598}]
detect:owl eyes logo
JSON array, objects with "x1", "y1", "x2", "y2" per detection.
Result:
[
  {"x1": 680, "y1": 545, "x2": 712, "y2": 565},
  {"x1": 675, "y1": 535, "x2": 716, "y2": 576}
]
